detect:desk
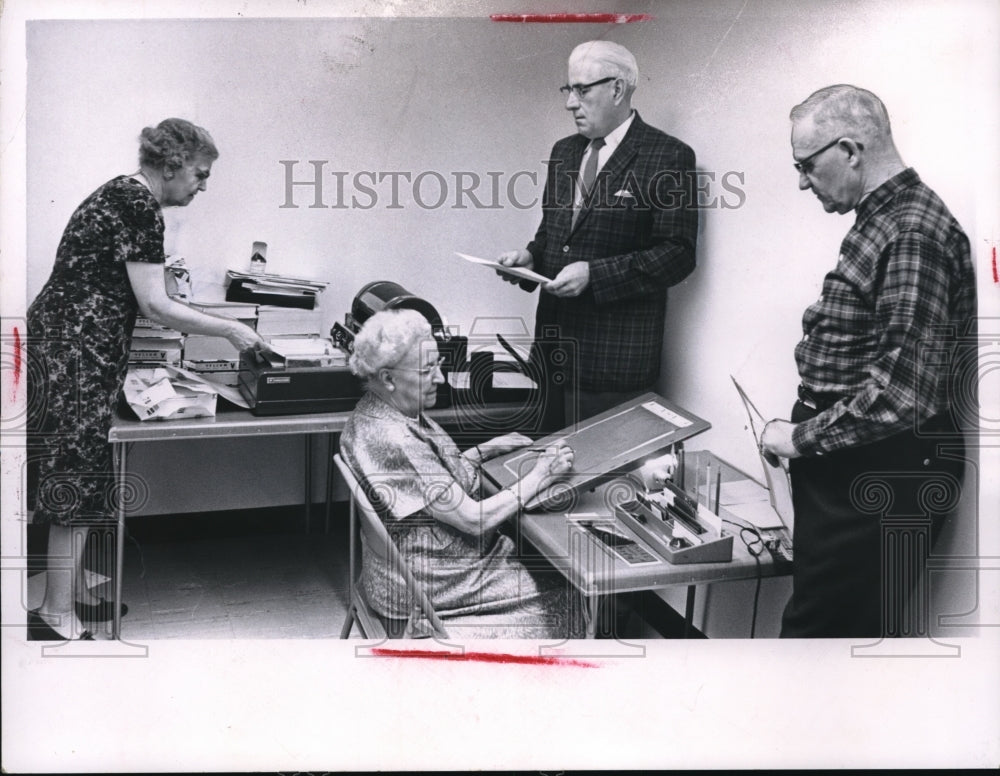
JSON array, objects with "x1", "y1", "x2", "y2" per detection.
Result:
[
  {"x1": 108, "y1": 401, "x2": 532, "y2": 639},
  {"x1": 519, "y1": 450, "x2": 792, "y2": 638}
]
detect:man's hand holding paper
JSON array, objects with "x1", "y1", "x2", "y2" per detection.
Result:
[{"x1": 544, "y1": 261, "x2": 590, "y2": 297}]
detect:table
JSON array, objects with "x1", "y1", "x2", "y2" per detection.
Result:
[
  {"x1": 518, "y1": 449, "x2": 793, "y2": 638},
  {"x1": 108, "y1": 400, "x2": 533, "y2": 639}
]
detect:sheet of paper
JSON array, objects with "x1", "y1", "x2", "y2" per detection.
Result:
[
  {"x1": 717, "y1": 478, "x2": 771, "y2": 506},
  {"x1": 492, "y1": 372, "x2": 536, "y2": 389},
  {"x1": 268, "y1": 337, "x2": 335, "y2": 357},
  {"x1": 725, "y1": 499, "x2": 785, "y2": 530},
  {"x1": 455, "y1": 251, "x2": 550, "y2": 285}
]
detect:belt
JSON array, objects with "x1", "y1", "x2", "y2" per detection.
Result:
[{"x1": 797, "y1": 384, "x2": 847, "y2": 411}]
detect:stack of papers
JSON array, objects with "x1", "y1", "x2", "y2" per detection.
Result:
[
  {"x1": 256, "y1": 306, "x2": 324, "y2": 337},
  {"x1": 266, "y1": 336, "x2": 347, "y2": 368},
  {"x1": 225, "y1": 270, "x2": 329, "y2": 309}
]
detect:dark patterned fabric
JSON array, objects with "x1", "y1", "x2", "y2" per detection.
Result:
[
  {"x1": 526, "y1": 113, "x2": 698, "y2": 393},
  {"x1": 27, "y1": 176, "x2": 165, "y2": 525},
  {"x1": 792, "y1": 168, "x2": 976, "y2": 455},
  {"x1": 340, "y1": 392, "x2": 578, "y2": 638}
]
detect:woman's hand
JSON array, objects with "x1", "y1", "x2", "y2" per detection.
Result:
[
  {"x1": 226, "y1": 321, "x2": 277, "y2": 359},
  {"x1": 483, "y1": 432, "x2": 533, "y2": 458},
  {"x1": 531, "y1": 439, "x2": 574, "y2": 483},
  {"x1": 637, "y1": 453, "x2": 679, "y2": 490}
]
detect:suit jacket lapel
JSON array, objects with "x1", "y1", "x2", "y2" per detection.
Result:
[
  {"x1": 569, "y1": 115, "x2": 645, "y2": 236},
  {"x1": 557, "y1": 136, "x2": 588, "y2": 238}
]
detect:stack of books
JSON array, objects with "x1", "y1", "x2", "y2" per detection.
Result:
[{"x1": 224, "y1": 270, "x2": 328, "y2": 310}]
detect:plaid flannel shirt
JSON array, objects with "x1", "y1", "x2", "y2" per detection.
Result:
[
  {"x1": 526, "y1": 114, "x2": 698, "y2": 393},
  {"x1": 792, "y1": 168, "x2": 976, "y2": 456}
]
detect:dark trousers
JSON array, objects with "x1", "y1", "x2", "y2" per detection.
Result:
[{"x1": 780, "y1": 401, "x2": 965, "y2": 639}]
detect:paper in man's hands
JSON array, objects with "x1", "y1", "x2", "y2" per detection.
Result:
[{"x1": 455, "y1": 252, "x2": 549, "y2": 285}]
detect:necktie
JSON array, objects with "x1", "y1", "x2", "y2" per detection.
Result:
[
  {"x1": 573, "y1": 137, "x2": 605, "y2": 228},
  {"x1": 580, "y1": 137, "x2": 606, "y2": 199}
]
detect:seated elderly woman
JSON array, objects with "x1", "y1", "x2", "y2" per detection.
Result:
[{"x1": 339, "y1": 309, "x2": 579, "y2": 638}]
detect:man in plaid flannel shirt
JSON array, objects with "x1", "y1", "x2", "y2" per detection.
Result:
[
  {"x1": 761, "y1": 85, "x2": 977, "y2": 638},
  {"x1": 498, "y1": 40, "x2": 698, "y2": 424}
]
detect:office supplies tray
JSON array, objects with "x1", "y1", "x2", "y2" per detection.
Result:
[{"x1": 614, "y1": 483, "x2": 733, "y2": 564}]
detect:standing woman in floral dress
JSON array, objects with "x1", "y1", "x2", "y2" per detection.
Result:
[{"x1": 27, "y1": 118, "x2": 271, "y2": 640}]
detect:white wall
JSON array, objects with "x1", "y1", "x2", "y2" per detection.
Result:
[{"x1": 21, "y1": 1, "x2": 999, "y2": 634}]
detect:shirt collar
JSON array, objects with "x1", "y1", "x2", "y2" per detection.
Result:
[
  {"x1": 598, "y1": 109, "x2": 635, "y2": 155},
  {"x1": 854, "y1": 167, "x2": 920, "y2": 224}
]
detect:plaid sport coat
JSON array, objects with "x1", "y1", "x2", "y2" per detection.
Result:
[{"x1": 525, "y1": 113, "x2": 698, "y2": 392}]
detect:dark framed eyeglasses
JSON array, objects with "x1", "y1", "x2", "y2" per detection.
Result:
[
  {"x1": 793, "y1": 137, "x2": 864, "y2": 174},
  {"x1": 559, "y1": 76, "x2": 616, "y2": 99}
]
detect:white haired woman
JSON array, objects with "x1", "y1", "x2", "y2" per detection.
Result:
[{"x1": 339, "y1": 309, "x2": 580, "y2": 638}]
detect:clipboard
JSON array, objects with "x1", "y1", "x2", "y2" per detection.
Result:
[
  {"x1": 730, "y1": 376, "x2": 795, "y2": 534},
  {"x1": 480, "y1": 391, "x2": 710, "y2": 510}
]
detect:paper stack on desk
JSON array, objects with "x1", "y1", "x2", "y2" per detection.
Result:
[
  {"x1": 256, "y1": 306, "x2": 324, "y2": 337},
  {"x1": 181, "y1": 294, "x2": 260, "y2": 386},
  {"x1": 224, "y1": 270, "x2": 328, "y2": 310},
  {"x1": 129, "y1": 319, "x2": 183, "y2": 367},
  {"x1": 266, "y1": 336, "x2": 346, "y2": 368}
]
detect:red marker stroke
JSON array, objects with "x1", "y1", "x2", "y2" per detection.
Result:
[
  {"x1": 11, "y1": 327, "x2": 22, "y2": 400},
  {"x1": 371, "y1": 647, "x2": 597, "y2": 667}
]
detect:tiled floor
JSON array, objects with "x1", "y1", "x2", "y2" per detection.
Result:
[{"x1": 26, "y1": 506, "x2": 355, "y2": 640}]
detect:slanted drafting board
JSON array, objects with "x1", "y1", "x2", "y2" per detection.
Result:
[
  {"x1": 481, "y1": 392, "x2": 710, "y2": 509},
  {"x1": 730, "y1": 376, "x2": 795, "y2": 536}
]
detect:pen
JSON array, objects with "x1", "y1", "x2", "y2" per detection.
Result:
[{"x1": 714, "y1": 467, "x2": 722, "y2": 516}]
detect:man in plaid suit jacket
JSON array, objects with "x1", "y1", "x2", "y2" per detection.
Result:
[{"x1": 499, "y1": 41, "x2": 698, "y2": 423}]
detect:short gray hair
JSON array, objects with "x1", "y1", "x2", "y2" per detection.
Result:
[
  {"x1": 569, "y1": 40, "x2": 638, "y2": 93},
  {"x1": 349, "y1": 309, "x2": 433, "y2": 379},
  {"x1": 790, "y1": 85, "x2": 892, "y2": 146}
]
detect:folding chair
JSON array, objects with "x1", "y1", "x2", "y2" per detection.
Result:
[{"x1": 334, "y1": 454, "x2": 449, "y2": 639}]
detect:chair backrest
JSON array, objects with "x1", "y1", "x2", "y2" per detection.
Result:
[{"x1": 333, "y1": 454, "x2": 448, "y2": 638}]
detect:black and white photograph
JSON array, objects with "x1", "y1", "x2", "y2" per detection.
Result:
[{"x1": 2, "y1": 0, "x2": 998, "y2": 771}]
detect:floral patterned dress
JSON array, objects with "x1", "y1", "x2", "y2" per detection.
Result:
[
  {"x1": 340, "y1": 392, "x2": 580, "y2": 638},
  {"x1": 27, "y1": 176, "x2": 165, "y2": 526}
]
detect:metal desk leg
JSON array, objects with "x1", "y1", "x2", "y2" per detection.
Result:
[
  {"x1": 304, "y1": 435, "x2": 312, "y2": 533},
  {"x1": 584, "y1": 595, "x2": 601, "y2": 639},
  {"x1": 684, "y1": 584, "x2": 696, "y2": 638},
  {"x1": 113, "y1": 441, "x2": 127, "y2": 640},
  {"x1": 324, "y1": 433, "x2": 335, "y2": 534}
]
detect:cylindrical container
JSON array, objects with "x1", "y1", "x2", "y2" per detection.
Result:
[
  {"x1": 350, "y1": 281, "x2": 442, "y2": 329},
  {"x1": 249, "y1": 241, "x2": 268, "y2": 275}
]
